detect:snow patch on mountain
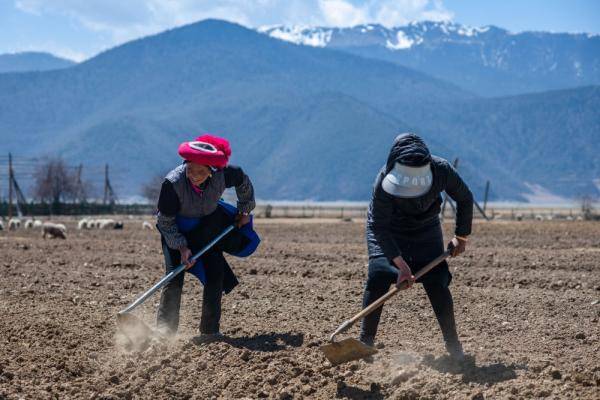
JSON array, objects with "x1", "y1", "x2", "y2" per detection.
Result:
[
  {"x1": 385, "y1": 31, "x2": 423, "y2": 50},
  {"x1": 458, "y1": 25, "x2": 490, "y2": 36},
  {"x1": 258, "y1": 25, "x2": 332, "y2": 47}
]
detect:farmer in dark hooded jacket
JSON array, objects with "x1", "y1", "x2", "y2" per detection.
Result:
[
  {"x1": 156, "y1": 134, "x2": 258, "y2": 344},
  {"x1": 361, "y1": 133, "x2": 473, "y2": 360}
]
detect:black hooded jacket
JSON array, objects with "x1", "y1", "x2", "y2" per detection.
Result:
[{"x1": 366, "y1": 134, "x2": 473, "y2": 260}]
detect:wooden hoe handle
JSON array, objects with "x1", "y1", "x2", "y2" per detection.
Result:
[
  {"x1": 353, "y1": 250, "x2": 451, "y2": 323},
  {"x1": 329, "y1": 250, "x2": 452, "y2": 341}
]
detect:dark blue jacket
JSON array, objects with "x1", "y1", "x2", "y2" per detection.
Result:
[{"x1": 367, "y1": 134, "x2": 473, "y2": 260}]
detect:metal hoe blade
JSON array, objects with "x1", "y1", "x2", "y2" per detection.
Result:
[
  {"x1": 114, "y1": 226, "x2": 235, "y2": 351},
  {"x1": 320, "y1": 251, "x2": 452, "y2": 365},
  {"x1": 320, "y1": 338, "x2": 377, "y2": 366}
]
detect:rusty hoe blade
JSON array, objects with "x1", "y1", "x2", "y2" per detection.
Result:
[
  {"x1": 320, "y1": 251, "x2": 452, "y2": 365},
  {"x1": 320, "y1": 338, "x2": 377, "y2": 365}
]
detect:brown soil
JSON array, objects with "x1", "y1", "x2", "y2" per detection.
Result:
[{"x1": 1, "y1": 219, "x2": 599, "y2": 399}]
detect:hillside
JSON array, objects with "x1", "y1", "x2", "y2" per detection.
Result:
[
  {"x1": 0, "y1": 20, "x2": 597, "y2": 201},
  {"x1": 0, "y1": 52, "x2": 75, "y2": 73}
]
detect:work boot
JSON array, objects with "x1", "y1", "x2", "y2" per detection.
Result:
[{"x1": 192, "y1": 332, "x2": 225, "y2": 346}]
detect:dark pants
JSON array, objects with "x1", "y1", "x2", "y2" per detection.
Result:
[
  {"x1": 361, "y1": 224, "x2": 460, "y2": 347},
  {"x1": 156, "y1": 207, "x2": 249, "y2": 335}
]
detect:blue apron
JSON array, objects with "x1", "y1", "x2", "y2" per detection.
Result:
[{"x1": 175, "y1": 201, "x2": 260, "y2": 285}]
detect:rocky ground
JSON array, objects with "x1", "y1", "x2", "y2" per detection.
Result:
[{"x1": 0, "y1": 219, "x2": 599, "y2": 399}]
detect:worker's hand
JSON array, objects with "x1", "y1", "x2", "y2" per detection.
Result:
[
  {"x1": 447, "y1": 236, "x2": 467, "y2": 257},
  {"x1": 179, "y1": 246, "x2": 196, "y2": 269},
  {"x1": 234, "y1": 213, "x2": 251, "y2": 228},
  {"x1": 393, "y1": 256, "x2": 415, "y2": 289}
]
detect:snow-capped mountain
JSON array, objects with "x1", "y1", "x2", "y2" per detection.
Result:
[
  {"x1": 259, "y1": 21, "x2": 600, "y2": 96},
  {"x1": 259, "y1": 21, "x2": 493, "y2": 49}
]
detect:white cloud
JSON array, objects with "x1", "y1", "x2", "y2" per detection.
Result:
[
  {"x1": 13, "y1": 0, "x2": 454, "y2": 52},
  {"x1": 318, "y1": 0, "x2": 452, "y2": 27},
  {"x1": 318, "y1": 0, "x2": 369, "y2": 27}
]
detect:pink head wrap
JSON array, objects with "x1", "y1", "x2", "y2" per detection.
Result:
[{"x1": 178, "y1": 134, "x2": 231, "y2": 168}]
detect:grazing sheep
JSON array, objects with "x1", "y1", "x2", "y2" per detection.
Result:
[
  {"x1": 33, "y1": 220, "x2": 43, "y2": 228},
  {"x1": 8, "y1": 218, "x2": 21, "y2": 230},
  {"x1": 98, "y1": 219, "x2": 115, "y2": 229},
  {"x1": 24, "y1": 219, "x2": 34, "y2": 229},
  {"x1": 516, "y1": 213, "x2": 523, "y2": 221},
  {"x1": 114, "y1": 221, "x2": 124, "y2": 230},
  {"x1": 142, "y1": 221, "x2": 154, "y2": 230},
  {"x1": 56, "y1": 223, "x2": 67, "y2": 232},
  {"x1": 42, "y1": 222, "x2": 67, "y2": 239},
  {"x1": 77, "y1": 218, "x2": 89, "y2": 230}
]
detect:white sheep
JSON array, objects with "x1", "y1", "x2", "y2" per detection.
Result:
[
  {"x1": 515, "y1": 213, "x2": 523, "y2": 221},
  {"x1": 33, "y1": 220, "x2": 43, "y2": 228},
  {"x1": 24, "y1": 219, "x2": 34, "y2": 229},
  {"x1": 142, "y1": 221, "x2": 154, "y2": 230},
  {"x1": 0, "y1": 220, "x2": 4, "y2": 231},
  {"x1": 8, "y1": 218, "x2": 21, "y2": 230},
  {"x1": 98, "y1": 219, "x2": 116, "y2": 229},
  {"x1": 77, "y1": 218, "x2": 89, "y2": 230},
  {"x1": 42, "y1": 222, "x2": 67, "y2": 239}
]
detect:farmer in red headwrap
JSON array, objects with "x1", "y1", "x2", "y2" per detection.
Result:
[{"x1": 156, "y1": 134, "x2": 257, "y2": 343}]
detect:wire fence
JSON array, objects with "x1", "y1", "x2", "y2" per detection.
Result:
[
  {"x1": 0, "y1": 201, "x2": 595, "y2": 220},
  {"x1": 1, "y1": 154, "x2": 597, "y2": 220},
  {"x1": 0, "y1": 154, "x2": 123, "y2": 207}
]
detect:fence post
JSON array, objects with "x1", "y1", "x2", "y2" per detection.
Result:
[{"x1": 7, "y1": 153, "x2": 13, "y2": 219}]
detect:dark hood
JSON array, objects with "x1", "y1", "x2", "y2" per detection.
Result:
[{"x1": 385, "y1": 133, "x2": 432, "y2": 173}]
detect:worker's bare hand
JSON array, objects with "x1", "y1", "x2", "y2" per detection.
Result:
[
  {"x1": 234, "y1": 213, "x2": 251, "y2": 228},
  {"x1": 448, "y1": 236, "x2": 467, "y2": 257},
  {"x1": 179, "y1": 246, "x2": 195, "y2": 269},
  {"x1": 393, "y1": 256, "x2": 415, "y2": 289}
]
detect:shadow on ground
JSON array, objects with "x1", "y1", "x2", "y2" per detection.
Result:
[
  {"x1": 223, "y1": 332, "x2": 305, "y2": 352},
  {"x1": 422, "y1": 353, "x2": 524, "y2": 385},
  {"x1": 336, "y1": 382, "x2": 384, "y2": 400}
]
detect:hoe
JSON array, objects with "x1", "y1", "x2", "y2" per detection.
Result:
[
  {"x1": 320, "y1": 250, "x2": 452, "y2": 365},
  {"x1": 116, "y1": 225, "x2": 235, "y2": 348}
]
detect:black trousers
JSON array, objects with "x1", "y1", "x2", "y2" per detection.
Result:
[
  {"x1": 156, "y1": 207, "x2": 249, "y2": 334},
  {"x1": 361, "y1": 224, "x2": 460, "y2": 346}
]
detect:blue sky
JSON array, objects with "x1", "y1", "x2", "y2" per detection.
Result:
[{"x1": 1, "y1": 0, "x2": 598, "y2": 61}]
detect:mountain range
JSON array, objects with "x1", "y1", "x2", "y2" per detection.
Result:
[
  {"x1": 260, "y1": 21, "x2": 600, "y2": 97},
  {"x1": 0, "y1": 20, "x2": 598, "y2": 202},
  {"x1": 0, "y1": 52, "x2": 75, "y2": 73}
]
